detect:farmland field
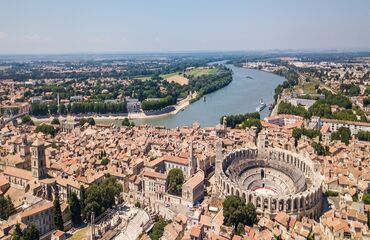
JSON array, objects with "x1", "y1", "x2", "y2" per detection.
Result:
[{"x1": 185, "y1": 67, "x2": 218, "y2": 78}]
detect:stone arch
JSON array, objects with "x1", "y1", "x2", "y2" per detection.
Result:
[
  {"x1": 256, "y1": 196, "x2": 262, "y2": 208},
  {"x1": 304, "y1": 195, "x2": 310, "y2": 210},
  {"x1": 294, "y1": 197, "x2": 299, "y2": 211},
  {"x1": 271, "y1": 198, "x2": 277, "y2": 211},
  {"x1": 263, "y1": 198, "x2": 269, "y2": 210},
  {"x1": 235, "y1": 189, "x2": 240, "y2": 197},
  {"x1": 231, "y1": 186, "x2": 234, "y2": 196},
  {"x1": 278, "y1": 199, "x2": 284, "y2": 211},
  {"x1": 300, "y1": 196, "x2": 305, "y2": 210},
  {"x1": 242, "y1": 192, "x2": 246, "y2": 201},
  {"x1": 248, "y1": 194, "x2": 253, "y2": 203},
  {"x1": 226, "y1": 184, "x2": 230, "y2": 195},
  {"x1": 286, "y1": 198, "x2": 292, "y2": 212}
]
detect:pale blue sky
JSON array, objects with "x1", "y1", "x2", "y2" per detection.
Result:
[{"x1": 0, "y1": 0, "x2": 369, "y2": 54}]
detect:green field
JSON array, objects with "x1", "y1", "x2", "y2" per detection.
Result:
[
  {"x1": 160, "y1": 72, "x2": 179, "y2": 79},
  {"x1": 133, "y1": 75, "x2": 152, "y2": 81},
  {"x1": 185, "y1": 68, "x2": 218, "y2": 78}
]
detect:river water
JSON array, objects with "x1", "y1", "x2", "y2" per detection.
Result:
[{"x1": 134, "y1": 64, "x2": 285, "y2": 128}]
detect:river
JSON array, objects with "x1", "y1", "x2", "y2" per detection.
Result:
[{"x1": 134, "y1": 64, "x2": 285, "y2": 128}]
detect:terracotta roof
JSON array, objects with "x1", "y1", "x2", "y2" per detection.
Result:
[
  {"x1": 147, "y1": 155, "x2": 189, "y2": 167},
  {"x1": 183, "y1": 171, "x2": 204, "y2": 189},
  {"x1": 142, "y1": 171, "x2": 166, "y2": 180},
  {"x1": 3, "y1": 166, "x2": 33, "y2": 181},
  {"x1": 190, "y1": 225, "x2": 201, "y2": 238},
  {"x1": 0, "y1": 175, "x2": 9, "y2": 186},
  {"x1": 20, "y1": 201, "x2": 53, "y2": 218}
]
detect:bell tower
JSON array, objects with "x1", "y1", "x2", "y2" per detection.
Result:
[
  {"x1": 188, "y1": 140, "x2": 197, "y2": 176},
  {"x1": 31, "y1": 139, "x2": 47, "y2": 180}
]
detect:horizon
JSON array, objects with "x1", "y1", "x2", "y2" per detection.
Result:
[{"x1": 1, "y1": 0, "x2": 370, "y2": 54}]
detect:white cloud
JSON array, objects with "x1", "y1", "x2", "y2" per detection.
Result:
[
  {"x1": 24, "y1": 33, "x2": 42, "y2": 41},
  {"x1": 0, "y1": 32, "x2": 8, "y2": 40}
]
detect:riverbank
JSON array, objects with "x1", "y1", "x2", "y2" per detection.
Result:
[
  {"x1": 31, "y1": 64, "x2": 285, "y2": 128},
  {"x1": 31, "y1": 92, "x2": 197, "y2": 125}
]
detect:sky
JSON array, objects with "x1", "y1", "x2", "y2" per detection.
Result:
[{"x1": 0, "y1": 0, "x2": 370, "y2": 54}]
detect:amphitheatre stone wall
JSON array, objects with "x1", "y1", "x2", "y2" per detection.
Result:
[{"x1": 215, "y1": 145, "x2": 323, "y2": 219}]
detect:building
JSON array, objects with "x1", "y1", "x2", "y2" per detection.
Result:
[
  {"x1": 319, "y1": 118, "x2": 370, "y2": 134},
  {"x1": 215, "y1": 144, "x2": 323, "y2": 219},
  {"x1": 31, "y1": 139, "x2": 47, "y2": 180},
  {"x1": 261, "y1": 114, "x2": 304, "y2": 130},
  {"x1": 182, "y1": 171, "x2": 205, "y2": 207},
  {"x1": 0, "y1": 102, "x2": 30, "y2": 118},
  {"x1": 19, "y1": 200, "x2": 54, "y2": 237},
  {"x1": 142, "y1": 171, "x2": 166, "y2": 202}
]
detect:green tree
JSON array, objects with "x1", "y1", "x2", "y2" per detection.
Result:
[
  {"x1": 166, "y1": 168, "x2": 184, "y2": 196},
  {"x1": 23, "y1": 225, "x2": 39, "y2": 240},
  {"x1": 121, "y1": 118, "x2": 131, "y2": 126},
  {"x1": 134, "y1": 201, "x2": 141, "y2": 208},
  {"x1": 149, "y1": 218, "x2": 169, "y2": 240},
  {"x1": 59, "y1": 104, "x2": 67, "y2": 115},
  {"x1": 69, "y1": 193, "x2": 82, "y2": 227},
  {"x1": 80, "y1": 185, "x2": 86, "y2": 221},
  {"x1": 21, "y1": 115, "x2": 34, "y2": 125},
  {"x1": 101, "y1": 158, "x2": 109, "y2": 166},
  {"x1": 236, "y1": 223, "x2": 244, "y2": 236},
  {"x1": 83, "y1": 176, "x2": 122, "y2": 221},
  {"x1": 277, "y1": 102, "x2": 309, "y2": 118},
  {"x1": 51, "y1": 117, "x2": 60, "y2": 125},
  {"x1": 363, "y1": 194, "x2": 370, "y2": 205},
  {"x1": 12, "y1": 223, "x2": 23, "y2": 240},
  {"x1": 53, "y1": 192, "x2": 64, "y2": 231},
  {"x1": 49, "y1": 104, "x2": 58, "y2": 115},
  {"x1": 357, "y1": 131, "x2": 370, "y2": 142},
  {"x1": 0, "y1": 195, "x2": 14, "y2": 220},
  {"x1": 223, "y1": 195, "x2": 257, "y2": 228},
  {"x1": 80, "y1": 117, "x2": 95, "y2": 126},
  {"x1": 331, "y1": 127, "x2": 351, "y2": 145},
  {"x1": 311, "y1": 142, "x2": 329, "y2": 156},
  {"x1": 35, "y1": 124, "x2": 57, "y2": 136}
]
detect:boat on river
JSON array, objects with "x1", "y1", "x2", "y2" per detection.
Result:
[{"x1": 256, "y1": 98, "x2": 266, "y2": 112}]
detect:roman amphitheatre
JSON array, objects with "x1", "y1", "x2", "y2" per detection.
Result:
[{"x1": 215, "y1": 141, "x2": 323, "y2": 219}]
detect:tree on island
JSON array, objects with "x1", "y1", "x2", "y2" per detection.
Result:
[
  {"x1": 223, "y1": 195, "x2": 257, "y2": 228},
  {"x1": 166, "y1": 168, "x2": 184, "y2": 196},
  {"x1": 53, "y1": 192, "x2": 64, "y2": 231},
  {"x1": 69, "y1": 192, "x2": 82, "y2": 227}
]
